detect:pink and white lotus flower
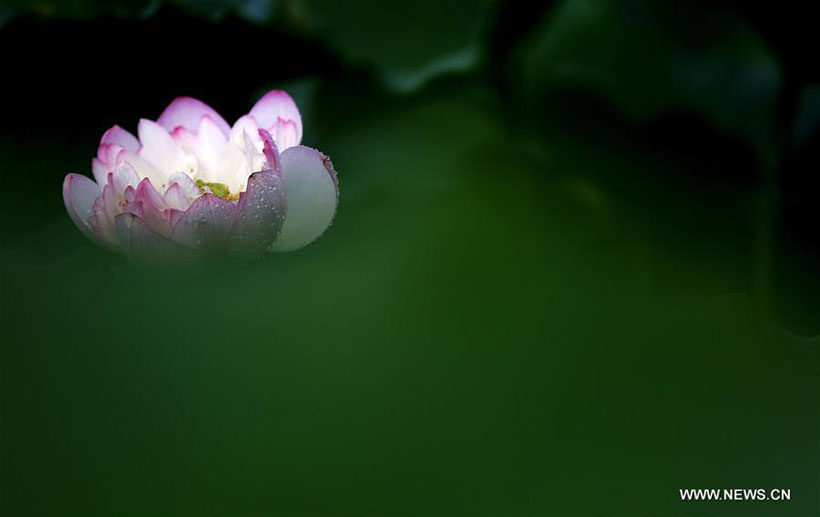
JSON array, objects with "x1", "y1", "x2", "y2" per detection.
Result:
[{"x1": 63, "y1": 90, "x2": 338, "y2": 263}]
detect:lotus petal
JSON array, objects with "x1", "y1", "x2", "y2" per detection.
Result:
[
  {"x1": 270, "y1": 146, "x2": 338, "y2": 252},
  {"x1": 171, "y1": 194, "x2": 236, "y2": 253},
  {"x1": 115, "y1": 212, "x2": 197, "y2": 265},
  {"x1": 228, "y1": 169, "x2": 286, "y2": 256},
  {"x1": 100, "y1": 125, "x2": 140, "y2": 152},
  {"x1": 156, "y1": 96, "x2": 231, "y2": 137},
  {"x1": 249, "y1": 90, "x2": 303, "y2": 146},
  {"x1": 63, "y1": 173, "x2": 102, "y2": 242}
]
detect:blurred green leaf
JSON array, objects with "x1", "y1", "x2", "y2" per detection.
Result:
[
  {"x1": 288, "y1": 0, "x2": 494, "y2": 92},
  {"x1": 517, "y1": 0, "x2": 781, "y2": 150}
]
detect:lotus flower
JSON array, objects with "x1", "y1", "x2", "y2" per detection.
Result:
[{"x1": 63, "y1": 90, "x2": 338, "y2": 263}]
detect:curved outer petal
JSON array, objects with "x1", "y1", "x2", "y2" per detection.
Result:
[
  {"x1": 170, "y1": 194, "x2": 236, "y2": 253},
  {"x1": 100, "y1": 125, "x2": 140, "y2": 152},
  {"x1": 156, "y1": 96, "x2": 231, "y2": 138},
  {"x1": 249, "y1": 90, "x2": 303, "y2": 146},
  {"x1": 115, "y1": 212, "x2": 197, "y2": 265},
  {"x1": 228, "y1": 169, "x2": 287, "y2": 256},
  {"x1": 63, "y1": 173, "x2": 102, "y2": 243},
  {"x1": 270, "y1": 146, "x2": 338, "y2": 252}
]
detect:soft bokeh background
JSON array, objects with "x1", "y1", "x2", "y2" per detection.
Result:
[{"x1": 1, "y1": 0, "x2": 818, "y2": 514}]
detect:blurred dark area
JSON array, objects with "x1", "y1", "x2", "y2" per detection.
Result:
[{"x1": 0, "y1": 0, "x2": 818, "y2": 514}]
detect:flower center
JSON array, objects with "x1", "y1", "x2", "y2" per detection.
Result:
[{"x1": 195, "y1": 179, "x2": 239, "y2": 201}]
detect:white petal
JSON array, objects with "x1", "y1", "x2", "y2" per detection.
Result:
[
  {"x1": 270, "y1": 146, "x2": 338, "y2": 252},
  {"x1": 168, "y1": 171, "x2": 200, "y2": 199},
  {"x1": 172, "y1": 116, "x2": 228, "y2": 179},
  {"x1": 229, "y1": 115, "x2": 260, "y2": 148},
  {"x1": 110, "y1": 161, "x2": 140, "y2": 194},
  {"x1": 137, "y1": 119, "x2": 196, "y2": 180},
  {"x1": 120, "y1": 153, "x2": 170, "y2": 192},
  {"x1": 271, "y1": 119, "x2": 300, "y2": 150},
  {"x1": 163, "y1": 183, "x2": 192, "y2": 211}
]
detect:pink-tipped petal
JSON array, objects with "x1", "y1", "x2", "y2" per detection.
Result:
[
  {"x1": 100, "y1": 125, "x2": 140, "y2": 153},
  {"x1": 272, "y1": 118, "x2": 300, "y2": 151},
  {"x1": 170, "y1": 127, "x2": 195, "y2": 149},
  {"x1": 96, "y1": 143, "x2": 129, "y2": 169},
  {"x1": 249, "y1": 90, "x2": 302, "y2": 146},
  {"x1": 63, "y1": 173, "x2": 102, "y2": 242},
  {"x1": 124, "y1": 185, "x2": 137, "y2": 204},
  {"x1": 135, "y1": 178, "x2": 166, "y2": 210},
  {"x1": 131, "y1": 178, "x2": 171, "y2": 237},
  {"x1": 228, "y1": 170, "x2": 287, "y2": 255},
  {"x1": 157, "y1": 96, "x2": 231, "y2": 137},
  {"x1": 257, "y1": 128, "x2": 280, "y2": 172},
  {"x1": 170, "y1": 194, "x2": 236, "y2": 253},
  {"x1": 115, "y1": 212, "x2": 197, "y2": 265},
  {"x1": 270, "y1": 146, "x2": 338, "y2": 252}
]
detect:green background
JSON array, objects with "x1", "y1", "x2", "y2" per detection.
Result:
[{"x1": 1, "y1": 0, "x2": 818, "y2": 514}]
